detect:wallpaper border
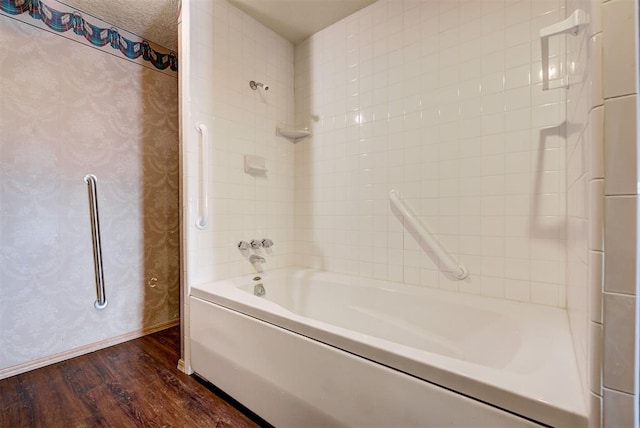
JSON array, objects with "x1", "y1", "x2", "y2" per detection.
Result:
[{"x1": 0, "y1": 0, "x2": 178, "y2": 77}]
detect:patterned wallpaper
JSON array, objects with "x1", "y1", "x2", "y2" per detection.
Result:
[
  {"x1": 0, "y1": 13, "x2": 179, "y2": 373},
  {"x1": 0, "y1": 0, "x2": 177, "y2": 75}
]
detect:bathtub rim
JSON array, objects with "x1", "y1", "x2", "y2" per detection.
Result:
[
  {"x1": 190, "y1": 296, "x2": 544, "y2": 428},
  {"x1": 189, "y1": 267, "x2": 588, "y2": 427}
]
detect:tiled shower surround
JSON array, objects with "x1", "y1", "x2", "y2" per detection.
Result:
[
  {"x1": 187, "y1": 0, "x2": 569, "y2": 305},
  {"x1": 185, "y1": 0, "x2": 569, "y2": 309},
  {"x1": 183, "y1": 0, "x2": 295, "y2": 287},
  {"x1": 0, "y1": 14, "x2": 179, "y2": 374},
  {"x1": 294, "y1": 0, "x2": 568, "y2": 305},
  {"x1": 565, "y1": 0, "x2": 639, "y2": 425},
  {"x1": 185, "y1": 0, "x2": 638, "y2": 426}
]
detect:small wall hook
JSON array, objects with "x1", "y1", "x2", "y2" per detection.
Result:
[{"x1": 249, "y1": 80, "x2": 269, "y2": 91}]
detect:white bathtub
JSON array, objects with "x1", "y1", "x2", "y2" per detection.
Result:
[{"x1": 189, "y1": 268, "x2": 587, "y2": 427}]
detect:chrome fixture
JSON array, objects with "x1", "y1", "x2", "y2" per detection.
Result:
[
  {"x1": 254, "y1": 283, "x2": 266, "y2": 297},
  {"x1": 262, "y1": 238, "x2": 274, "y2": 248},
  {"x1": 249, "y1": 80, "x2": 269, "y2": 91},
  {"x1": 250, "y1": 239, "x2": 263, "y2": 249},
  {"x1": 250, "y1": 254, "x2": 266, "y2": 263},
  {"x1": 249, "y1": 254, "x2": 266, "y2": 273},
  {"x1": 84, "y1": 174, "x2": 108, "y2": 309},
  {"x1": 238, "y1": 241, "x2": 251, "y2": 251}
]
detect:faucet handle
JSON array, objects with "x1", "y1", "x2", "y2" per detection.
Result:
[
  {"x1": 250, "y1": 239, "x2": 263, "y2": 249},
  {"x1": 238, "y1": 241, "x2": 250, "y2": 250},
  {"x1": 262, "y1": 238, "x2": 274, "y2": 248},
  {"x1": 249, "y1": 254, "x2": 266, "y2": 263}
]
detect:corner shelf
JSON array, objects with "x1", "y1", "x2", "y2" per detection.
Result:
[{"x1": 276, "y1": 128, "x2": 311, "y2": 143}]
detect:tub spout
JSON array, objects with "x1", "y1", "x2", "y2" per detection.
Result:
[{"x1": 249, "y1": 255, "x2": 266, "y2": 273}]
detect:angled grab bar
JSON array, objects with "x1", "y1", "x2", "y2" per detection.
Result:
[
  {"x1": 84, "y1": 174, "x2": 108, "y2": 309},
  {"x1": 389, "y1": 190, "x2": 468, "y2": 280},
  {"x1": 195, "y1": 123, "x2": 209, "y2": 230}
]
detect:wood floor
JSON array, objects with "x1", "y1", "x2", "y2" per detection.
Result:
[{"x1": 0, "y1": 327, "x2": 267, "y2": 427}]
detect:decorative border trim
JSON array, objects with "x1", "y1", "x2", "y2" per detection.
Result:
[
  {"x1": 0, "y1": 0, "x2": 177, "y2": 76},
  {"x1": 0, "y1": 319, "x2": 180, "y2": 380}
]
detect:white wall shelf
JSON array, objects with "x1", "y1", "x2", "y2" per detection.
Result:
[{"x1": 276, "y1": 128, "x2": 311, "y2": 143}]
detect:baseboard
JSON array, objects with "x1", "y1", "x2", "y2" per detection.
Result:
[
  {"x1": 177, "y1": 358, "x2": 194, "y2": 375},
  {"x1": 0, "y1": 319, "x2": 180, "y2": 381}
]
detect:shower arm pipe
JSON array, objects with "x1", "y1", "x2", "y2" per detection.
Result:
[
  {"x1": 84, "y1": 174, "x2": 108, "y2": 309},
  {"x1": 389, "y1": 190, "x2": 468, "y2": 280},
  {"x1": 195, "y1": 123, "x2": 208, "y2": 230}
]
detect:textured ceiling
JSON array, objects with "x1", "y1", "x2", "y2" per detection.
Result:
[
  {"x1": 61, "y1": 0, "x2": 376, "y2": 49},
  {"x1": 62, "y1": 0, "x2": 180, "y2": 50},
  {"x1": 229, "y1": 0, "x2": 376, "y2": 45}
]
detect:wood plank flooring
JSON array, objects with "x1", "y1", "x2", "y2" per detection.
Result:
[{"x1": 0, "y1": 326, "x2": 267, "y2": 427}]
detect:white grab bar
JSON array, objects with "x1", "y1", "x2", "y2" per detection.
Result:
[
  {"x1": 389, "y1": 190, "x2": 468, "y2": 280},
  {"x1": 84, "y1": 174, "x2": 108, "y2": 309},
  {"x1": 195, "y1": 123, "x2": 209, "y2": 230},
  {"x1": 539, "y1": 9, "x2": 586, "y2": 90}
]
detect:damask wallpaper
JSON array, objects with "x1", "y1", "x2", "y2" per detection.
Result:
[
  {"x1": 0, "y1": 0, "x2": 177, "y2": 75},
  {"x1": 0, "y1": 12, "x2": 179, "y2": 375}
]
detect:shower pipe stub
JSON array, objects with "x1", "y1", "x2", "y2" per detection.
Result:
[{"x1": 249, "y1": 80, "x2": 269, "y2": 91}]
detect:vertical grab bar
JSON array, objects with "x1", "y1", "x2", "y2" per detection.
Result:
[
  {"x1": 389, "y1": 190, "x2": 468, "y2": 280},
  {"x1": 84, "y1": 174, "x2": 108, "y2": 309},
  {"x1": 195, "y1": 123, "x2": 208, "y2": 230}
]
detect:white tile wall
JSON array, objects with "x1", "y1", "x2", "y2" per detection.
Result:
[
  {"x1": 182, "y1": 1, "x2": 638, "y2": 425},
  {"x1": 565, "y1": 0, "x2": 603, "y2": 418},
  {"x1": 185, "y1": 0, "x2": 295, "y2": 285},
  {"x1": 603, "y1": 95, "x2": 637, "y2": 196},
  {"x1": 589, "y1": 392, "x2": 602, "y2": 428},
  {"x1": 588, "y1": 250, "x2": 603, "y2": 323},
  {"x1": 293, "y1": 0, "x2": 567, "y2": 305},
  {"x1": 602, "y1": 293, "x2": 636, "y2": 394},
  {"x1": 589, "y1": 321, "x2": 603, "y2": 394},
  {"x1": 601, "y1": 1, "x2": 638, "y2": 426},
  {"x1": 604, "y1": 196, "x2": 637, "y2": 295},
  {"x1": 602, "y1": 0, "x2": 637, "y2": 98},
  {"x1": 589, "y1": 34, "x2": 603, "y2": 108},
  {"x1": 603, "y1": 388, "x2": 634, "y2": 428},
  {"x1": 565, "y1": 0, "x2": 639, "y2": 426}
]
